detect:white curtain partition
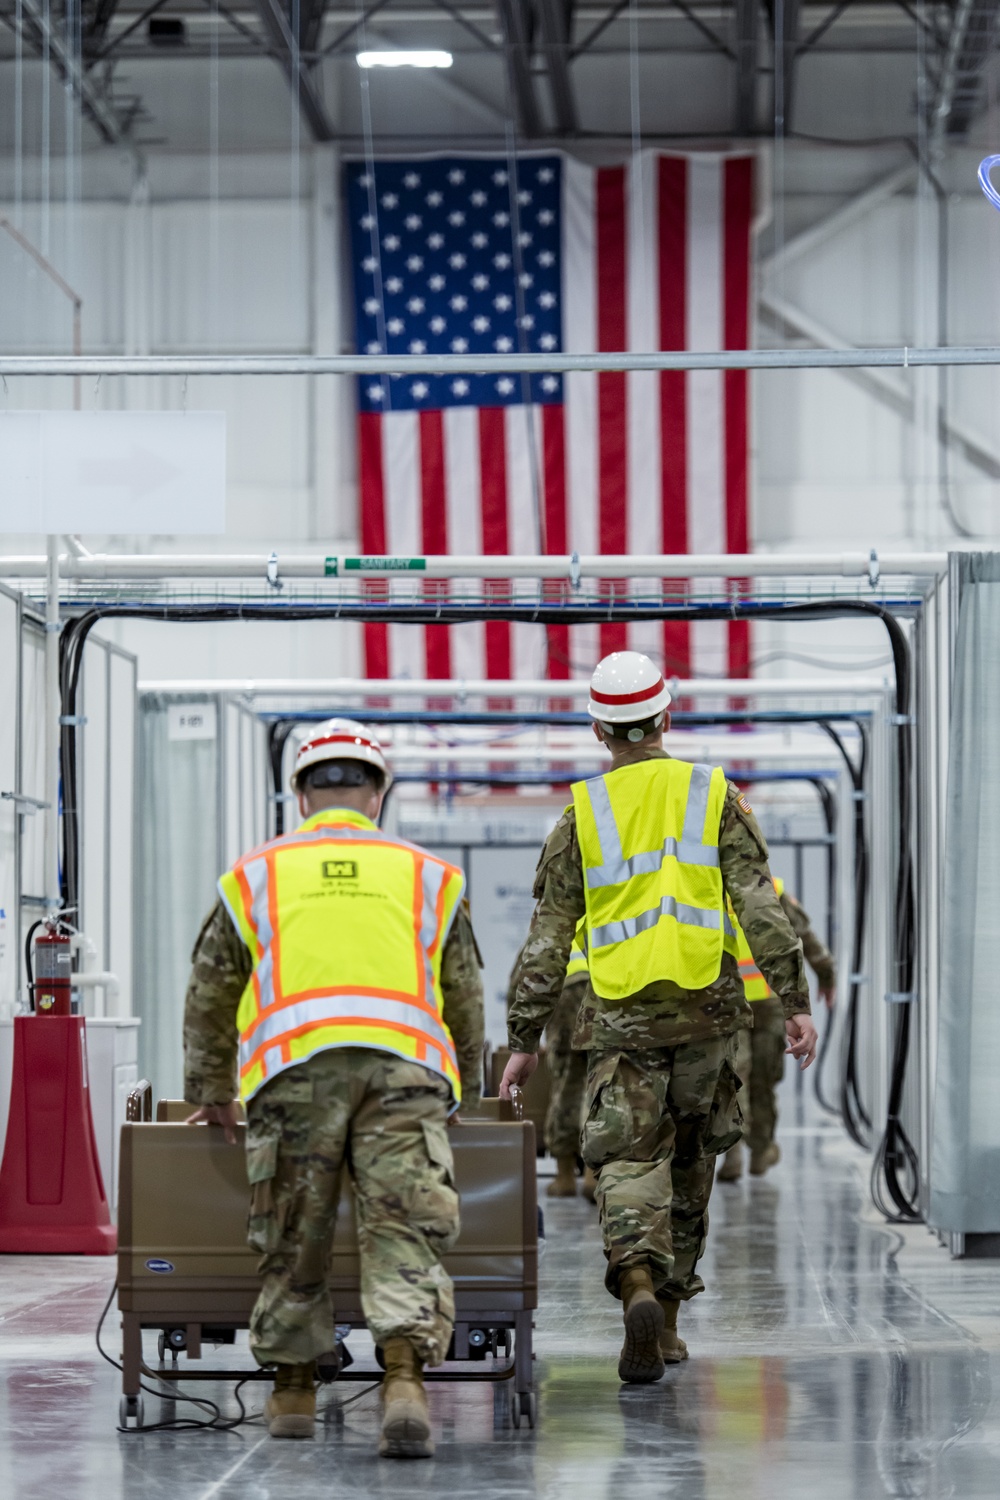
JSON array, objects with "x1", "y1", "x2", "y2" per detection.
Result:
[
  {"x1": 930, "y1": 553, "x2": 1000, "y2": 1234},
  {"x1": 136, "y1": 694, "x2": 222, "y2": 1102}
]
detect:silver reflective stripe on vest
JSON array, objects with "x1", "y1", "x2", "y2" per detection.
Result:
[
  {"x1": 591, "y1": 895, "x2": 737, "y2": 950},
  {"x1": 240, "y1": 992, "x2": 456, "y2": 1068},
  {"x1": 682, "y1": 763, "x2": 713, "y2": 843},
  {"x1": 583, "y1": 763, "x2": 721, "y2": 889}
]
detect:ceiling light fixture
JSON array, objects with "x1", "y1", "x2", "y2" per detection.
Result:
[{"x1": 356, "y1": 50, "x2": 453, "y2": 68}]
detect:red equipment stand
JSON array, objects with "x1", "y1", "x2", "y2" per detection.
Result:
[{"x1": 0, "y1": 1016, "x2": 116, "y2": 1254}]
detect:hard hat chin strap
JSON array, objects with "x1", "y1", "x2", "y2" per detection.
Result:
[{"x1": 600, "y1": 711, "x2": 665, "y2": 743}]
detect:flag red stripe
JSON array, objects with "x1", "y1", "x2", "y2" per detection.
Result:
[
  {"x1": 658, "y1": 156, "x2": 690, "y2": 678},
  {"x1": 724, "y1": 157, "x2": 753, "y2": 679},
  {"x1": 358, "y1": 411, "x2": 388, "y2": 679},
  {"x1": 419, "y1": 410, "x2": 451, "y2": 682},
  {"x1": 478, "y1": 407, "x2": 511, "y2": 680},
  {"x1": 541, "y1": 403, "x2": 570, "y2": 680},
  {"x1": 596, "y1": 166, "x2": 628, "y2": 657}
]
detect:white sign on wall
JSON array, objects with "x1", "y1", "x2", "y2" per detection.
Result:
[
  {"x1": 0, "y1": 411, "x2": 226, "y2": 534},
  {"x1": 167, "y1": 703, "x2": 218, "y2": 741}
]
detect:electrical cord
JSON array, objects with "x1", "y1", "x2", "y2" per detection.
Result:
[
  {"x1": 818, "y1": 720, "x2": 872, "y2": 1146},
  {"x1": 96, "y1": 1282, "x2": 257, "y2": 1433},
  {"x1": 22, "y1": 918, "x2": 43, "y2": 1010}
]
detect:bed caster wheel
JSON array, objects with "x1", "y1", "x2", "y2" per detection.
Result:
[
  {"x1": 119, "y1": 1394, "x2": 144, "y2": 1429},
  {"x1": 511, "y1": 1390, "x2": 536, "y2": 1429}
]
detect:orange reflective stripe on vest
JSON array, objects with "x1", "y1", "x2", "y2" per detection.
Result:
[{"x1": 218, "y1": 809, "x2": 465, "y2": 1104}]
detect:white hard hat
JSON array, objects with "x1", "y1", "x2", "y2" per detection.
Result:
[
  {"x1": 291, "y1": 717, "x2": 392, "y2": 793},
  {"x1": 588, "y1": 651, "x2": 671, "y2": 728}
]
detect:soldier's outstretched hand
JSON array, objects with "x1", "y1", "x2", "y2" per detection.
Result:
[
  {"x1": 186, "y1": 1101, "x2": 241, "y2": 1144},
  {"x1": 500, "y1": 1051, "x2": 539, "y2": 1099},
  {"x1": 785, "y1": 1013, "x2": 818, "y2": 1069}
]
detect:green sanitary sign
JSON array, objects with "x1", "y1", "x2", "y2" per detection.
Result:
[{"x1": 325, "y1": 555, "x2": 425, "y2": 570}]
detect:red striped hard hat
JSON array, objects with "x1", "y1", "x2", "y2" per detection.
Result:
[
  {"x1": 291, "y1": 718, "x2": 392, "y2": 792},
  {"x1": 587, "y1": 651, "x2": 672, "y2": 725}
]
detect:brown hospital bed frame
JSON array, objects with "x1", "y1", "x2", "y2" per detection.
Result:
[{"x1": 116, "y1": 1083, "x2": 538, "y2": 1431}]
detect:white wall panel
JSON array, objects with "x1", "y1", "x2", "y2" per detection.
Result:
[
  {"x1": 79, "y1": 640, "x2": 109, "y2": 977},
  {"x1": 107, "y1": 648, "x2": 137, "y2": 1017},
  {"x1": 0, "y1": 589, "x2": 18, "y2": 1014},
  {"x1": 150, "y1": 203, "x2": 311, "y2": 353}
]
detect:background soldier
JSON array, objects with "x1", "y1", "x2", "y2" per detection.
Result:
[
  {"x1": 537, "y1": 925, "x2": 597, "y2": 1200},
  {"x1": 500, "y1": 652, "x2": 817, "y2": 1386},
  {"x1": 719, "y1": 880, "x2": 837, "y2": 1181},
  {"x1": 183, "y1": 718, "x2": 484, "y2": 1459}
]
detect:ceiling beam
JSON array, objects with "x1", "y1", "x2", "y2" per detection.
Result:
[
  {"x1": 536, "y1": 0, "x2": 578, "y2": 133},
  {"x1": 931, "y1": 0, "x2": 1000, "y2": 138},
  {"x1": 18, "y1": 0, "x2": 135, "y2": 144},
  {"x1": 253, "y1": 0, "x2": 337, "y2": 140},
  {"x1": 734, "y1": 0, "x2": 759, "y2": 133},
  {"x1": 496, "y1": 0, "x2": 543, "y2": 135}
]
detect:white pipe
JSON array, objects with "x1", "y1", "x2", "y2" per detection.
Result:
[
  {"x1": 43, "y1": 538, "x2": 60, "y2": 907},
  {"x1": 0, "y1": 550, "x2": 948, "y2": 581},
  {"x1": 384, "y1": 743, "x2": 842, "y2": 765},
  {"x1": 73, "y1": 971, "x2": 121, "y2": 1018},
  {"x1": 138, "y1": 675, "x2": 893, "y2": 698},
  {"x1": 0, "y1": 348, "x2": 999, "y2": 375}
]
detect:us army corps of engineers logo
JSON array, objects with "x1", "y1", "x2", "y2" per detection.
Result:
[{"x1": 322, "y1": 859, "x2": 359, "y2": 880}]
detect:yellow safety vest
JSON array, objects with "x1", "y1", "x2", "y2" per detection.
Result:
[
  {"x1": 571, "y1": 759, "x2": 738, "y2": 1000},
  {"x1": 735, "y1": 877, "x2": 784, "y2": 1001},
  {"x1": 218, "y1": 809, "x2": 465, "y2": 1105},
  {"x1": 566, "y1": 920, "x2": 589, "y2": 981}
]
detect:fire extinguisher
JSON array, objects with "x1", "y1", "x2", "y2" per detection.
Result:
[{"x1": 29, "y1": 920, "x2": 74, "y2": 1016}]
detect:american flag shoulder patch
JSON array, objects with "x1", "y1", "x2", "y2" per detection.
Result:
[{"x1": 737, "y1": 793, "x2": 753, "y2": 815}]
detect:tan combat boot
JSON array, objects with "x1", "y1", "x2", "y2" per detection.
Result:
[
  {"x1": 547, "y1": 1156, "x2": 578, "y2": 1197},
  {"x1": 379, "y1": 1338, "x2": 434, "y2": 1459},
  {"x1": 617, "y1": 1266, "x2": 665, "y2": 1384},
  {"x1": 264, "y1": 1361, "x2": 316, "y2": 1438},
  {"x1": 749, "y1": 1142, "x2": 781, "y2": 1177},
  {"x1": 658, "y1": 1299, "x2": 689, "y2": 1364},
  {"x1": 582, "y1": 1164, "x2": 598, "y2": 1203},
  {"x1": 716, "y1": 1142, "x2": 743, "y2": 1182}
]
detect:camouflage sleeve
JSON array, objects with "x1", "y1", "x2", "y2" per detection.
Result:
[
  {"x1": 780, "y1": 890, "x2": 836, "y2": 989},
  {"x1": 720, "y1": 785, "x2": 811, "y2": 1021},
  {"x1": 507, "y1": 809, "x2": 585, "y2": 1054},
  {"x1": 440, "y1": 902, "x2": 486, "y2": 1108},
  {"x1": 182, "y1": 900, "x2": 252, "y2": 1105}
]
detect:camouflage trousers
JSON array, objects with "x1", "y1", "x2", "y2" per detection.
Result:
[
  {"x1": 581, "y1": 1035, "x2": 743, "y2": 1301},
  {"x1": 244, "y1": 1047, "x2": 459, "y2": 1369},
  {"x1": 732, "y1": 1000, "x2": 787, "y2": 1153},
  {"x1": 544, "y1": 980, "x2": 588, "y2": 1159}
]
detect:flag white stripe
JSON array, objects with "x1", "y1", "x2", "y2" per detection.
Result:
[
  {"x1": 506, "y1": 405, "x2": 546, "y2": 680},
  {"x1": 685, "y1": 157, "x2": 728, "y2": 679},
  {"x1": 562, "y1": 156, "x2": 600, "y2": 676},
  {"x1": 383, "y1": 412, "x2": 425, "y2": 681},
  {"x1": 626, "y1": 152, "x2": 664, "y2": 666},
  {"x1": 444, "y1": 406, "x2": 486, "y2": 682}
]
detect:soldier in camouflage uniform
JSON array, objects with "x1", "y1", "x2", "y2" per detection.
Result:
[
  {"x1": 184, "y1": 719, "x2": 484, "y2": 1457},
  {"x1": 501, "y1": 652, "x2": 816, "y2": 1385},
  {"x1": 540, "y1": 969, "x2": 595, "y2": 1199},
  {"x1": 719, "y1": 889, "x2": 836, "y2": 1181}
]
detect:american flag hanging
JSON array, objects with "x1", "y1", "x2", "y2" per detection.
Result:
[{"x1": 346, "y1": 150, "x2": 754, "y2": 683}]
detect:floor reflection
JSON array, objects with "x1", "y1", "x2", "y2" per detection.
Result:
[{"x1": 0, "y1": 1106, "x2": 998, "y2": 1498}]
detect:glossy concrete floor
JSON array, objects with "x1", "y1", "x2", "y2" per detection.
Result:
[{"x1": 3, "y1": 1084, "x2": 1000, "y2": 1499}]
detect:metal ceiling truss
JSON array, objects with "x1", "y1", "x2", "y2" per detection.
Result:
[
  {"x1": 496, "y1": 0, "x2": 578, "y2": 136},
  {"x1": 14, "y1": 0, "x2": 140, "y2": 144},
  {"x1": 930, "y1": 0, "x2": 1000, "y2": 137},
  {"x1": 253, "y1": 0, "x2": 336, "y2": 139}
]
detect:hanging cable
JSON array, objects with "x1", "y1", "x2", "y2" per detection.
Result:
[{"x1": 57, "y1": 594, "x2": 919, "y2": 1221}]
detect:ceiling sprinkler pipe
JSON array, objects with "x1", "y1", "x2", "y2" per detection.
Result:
[
  {"x1": 138, "y1": 675, "x2": 892, "y2": 697},
  {"x1": 0, "y1": 550, "x2": 948, "y2": 581}
]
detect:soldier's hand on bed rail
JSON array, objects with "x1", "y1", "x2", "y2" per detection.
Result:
[{"x1": 185, "y1": 1102, "x2": 241, "y2": 1145}]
